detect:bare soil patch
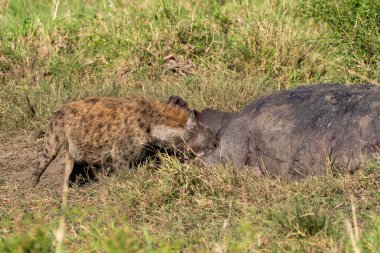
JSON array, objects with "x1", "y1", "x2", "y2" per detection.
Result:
[
  {"x1": 0, "y1": 131, "x2": 68, "y2": 222},
  {"x1": 0, "y1": 131, "x2": 65, "y2": 188},
  {"x1": 0, "y1": 133, "x2": 64, "y2": 187}
]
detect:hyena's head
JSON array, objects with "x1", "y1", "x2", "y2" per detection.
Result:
[
  {"x1": 182, "y1": 111, "x2": 218, "y2": 156},
  {"x1": 165, "y1": 96, "x2": 218, "y2": 155},
  {"x1": 151, "y1": 109, "x2": 218, "y2": 156}
]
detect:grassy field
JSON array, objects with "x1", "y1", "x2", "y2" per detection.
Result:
[{"x1": 0, "y1": 0, "x2": 379, "y2": 252}]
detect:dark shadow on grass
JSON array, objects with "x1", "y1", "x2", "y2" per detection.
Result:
[
  {"x1": 68, "y1": 146, "x2": 189, "y2": 187},
  {"x1": 68, "y1": 162, "x2": 99, "y2": 187}
]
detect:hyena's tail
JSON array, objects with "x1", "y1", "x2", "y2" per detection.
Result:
[{"x1": 31, "y1": 112, "x2": 66, "y2": 186}]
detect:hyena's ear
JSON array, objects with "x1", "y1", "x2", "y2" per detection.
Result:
[{"x1": 167, "y1": 96, "x2": 189, "y2": 109}]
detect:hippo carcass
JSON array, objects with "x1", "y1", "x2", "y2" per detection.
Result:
[{"x1": 169, "y1": 83, "x2": 380, "y2": 178}]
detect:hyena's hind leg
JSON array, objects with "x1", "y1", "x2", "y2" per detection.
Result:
[
  {"x1": 63, "y1": 153, "x2": 74, "y2": 190},
  {"x1": 31, "y1": 122, "x2": 65, "y2": 186}
]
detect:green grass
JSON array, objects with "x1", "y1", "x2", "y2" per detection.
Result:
[
  {"x1": 1, "y1": 156, "x2": 379, "y2": 252},
  {"x1": 300, "y1": 0, "x2": 380, "y2": 68},
  {"x1": 1, "y1": 0, "x2": 378, "y2": 131},
  {"x1": 1, "y1": 0, "x2": 379, "y2": 252}
]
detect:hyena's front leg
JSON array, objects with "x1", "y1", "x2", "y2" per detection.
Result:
[{"x1": 112, "y1": 140, "x2": 145, "y2": 171}]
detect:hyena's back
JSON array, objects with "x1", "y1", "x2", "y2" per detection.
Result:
[
  {"x1": 31, "y1": 97, "x2": 152, "y2": 185},
  {"x1": 62, "y1": 98, "x2": 147, "y2": 163}
]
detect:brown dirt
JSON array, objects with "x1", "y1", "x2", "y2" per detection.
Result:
[
  {"x1": 0, "y1": 131, "x2": 71, "y2": 221},
  {"x1": 0, "y1": 130, "x2": 110, "y2": 225},
  {"x1": 0, "y1": 131, "x2": 66, "y2": 188}
]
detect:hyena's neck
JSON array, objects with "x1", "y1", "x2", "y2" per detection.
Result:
[
  {"x1": 144, "y1": 101, "x2": 190, "y2": 146},
  {"x1": 150, "y1": 124, "x2": 186, "y2": 146},
  {"x1": 142, "y1": 98, "x2": 190, "y2": 128}
]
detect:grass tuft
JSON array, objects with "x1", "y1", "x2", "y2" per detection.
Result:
[{"x1": 271, "y1": 201, "x2": 334, "y2": 238}]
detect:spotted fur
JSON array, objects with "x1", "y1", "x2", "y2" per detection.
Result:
[{"x1": 31, "y1": 96, "x2": 217, "y2": 186}]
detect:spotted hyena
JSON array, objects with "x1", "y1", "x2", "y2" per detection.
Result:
[{"x1": 31, "y1": 96, "x2": 217, "y2": 186}]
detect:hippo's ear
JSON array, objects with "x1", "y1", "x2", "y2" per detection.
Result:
[
  {"x1": 186, "y1": 111, "x2": 198, "y2": 130},
  {"x1": 167, "y1": 96, "x2": 188, "y2": 108}
]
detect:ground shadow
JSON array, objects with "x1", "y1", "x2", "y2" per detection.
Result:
[
  {"x1": 68, "y1": 163, "x2": 100, "y2": 186},
  {"x1": 67, "y1": 146, "x2": 190, "y2": 187}
]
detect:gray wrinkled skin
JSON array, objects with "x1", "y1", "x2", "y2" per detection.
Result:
[
  {"x1": 169, "y1": 83, "x2": 380, "y2": 178},
  {"x1": 183, "y1": 112, "x2": 219, "y2": 156}
]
